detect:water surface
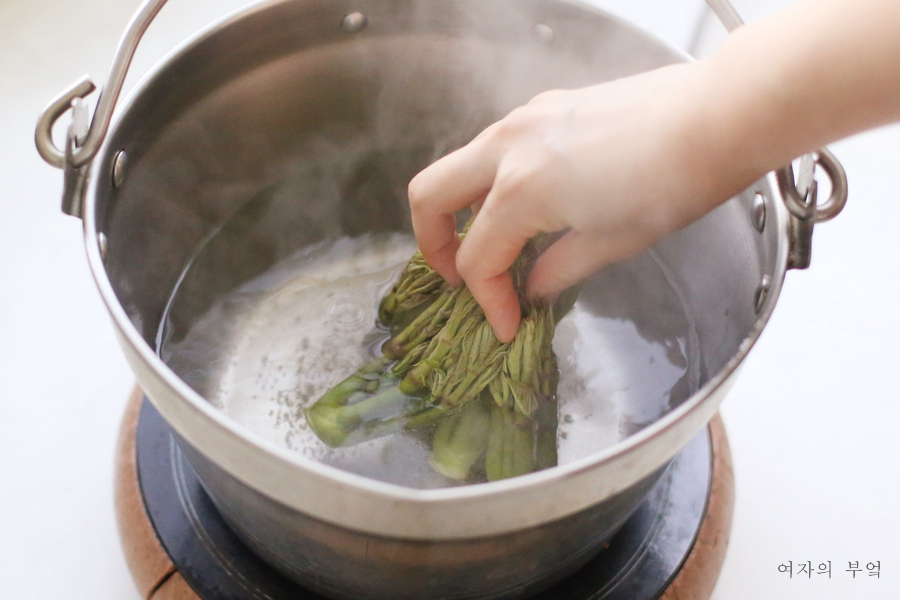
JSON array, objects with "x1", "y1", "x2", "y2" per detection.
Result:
[{"x1": 160, "y1": 231, "x2": 699, "y2": 488}]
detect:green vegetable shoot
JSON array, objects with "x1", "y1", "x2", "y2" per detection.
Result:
[{"x1": 305, "y1": 229, "x2": 572, "y2": 482}]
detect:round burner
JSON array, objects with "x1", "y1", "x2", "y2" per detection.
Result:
[{"x1": 115, "y1": 390, "x2": 733, "y2": 600}]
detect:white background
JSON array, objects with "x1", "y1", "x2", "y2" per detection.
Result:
[{"x1": 0, "y1": 1, "x2": 896, "y2": 598}]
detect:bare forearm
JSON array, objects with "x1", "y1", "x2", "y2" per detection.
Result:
[{"x1": 701, "y1": 0, "x2": 900, "y2": 192}]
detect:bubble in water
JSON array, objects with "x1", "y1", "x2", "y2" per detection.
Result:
[{"x1": 326, "y1": 294, "x2": 369, "y2": 331}]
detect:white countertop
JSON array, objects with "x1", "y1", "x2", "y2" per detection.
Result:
[{"x1": 0, "y1": 1, "x2": 896, "y2": 598}]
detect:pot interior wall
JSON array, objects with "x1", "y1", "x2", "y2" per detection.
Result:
[{"x1": 97, "y1": 0, "x2": 772, "y2": 439}]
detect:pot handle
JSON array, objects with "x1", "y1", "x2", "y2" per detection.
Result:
[
  {"x1": 35, "y1": 0, "x2": 167, "y2": 172},
  {"x1": 707, "y1": 0, "x2": 847, "y2": 271},
  {"x1": 35, "y1": 0, "x2": 847, "y2": 235}
]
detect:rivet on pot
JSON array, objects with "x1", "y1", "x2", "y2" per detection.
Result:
[
  {"x1": 533, "y1": 23, "x2": 555, "y2": 43},
  {"x1": 751, "y1": 192, "x2": 766, "y2": 232},
  {"x1": 98, "y1": 232, "x2": 109, "y2": 263},
  {"x1": 341, "y1": 12, "x2": 367, "y2": 33},
  {"x1": 112, "y1": 150, "x2": 128, "y2": 188},
  {"x1": 754, "y1": 274, "x2": 771, "y2": 315}
]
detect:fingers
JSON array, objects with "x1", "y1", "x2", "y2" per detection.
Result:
[
  {"x1": 454, "y1": 180, "x2": 543, "y2": 342},
  {"x1": 527, "y1": 230, "x2": 654, "y2": 300},
  {"x1": 455, "y1": 233, "x2": 527, "y2": 342},
  {"x1": 468, "y1": 271, "x2": 522, "y2": 343},
  {"x1": 408, "y1": 138, "x2": 500, "y2": 285}
]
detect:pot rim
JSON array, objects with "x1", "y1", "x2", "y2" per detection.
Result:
[{"x1": 79, "y1": 0, "x2": 789, "y2": 538}]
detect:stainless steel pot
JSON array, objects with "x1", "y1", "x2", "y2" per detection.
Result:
[{"x1": 36, "y1": 1, "x2": 847, "y2": 598}]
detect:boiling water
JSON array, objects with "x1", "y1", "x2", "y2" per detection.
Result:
[{"x1": 160, "y1": 233, "x2": 699, "y2": 489}]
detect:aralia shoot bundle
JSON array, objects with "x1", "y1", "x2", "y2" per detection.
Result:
[{"x1": 305, "y1": 233, "x2": 575, "y2": 481}]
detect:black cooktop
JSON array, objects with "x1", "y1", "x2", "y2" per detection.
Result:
[{"x1": 136, "y1": 399, "x2": 711, "y2": 600}]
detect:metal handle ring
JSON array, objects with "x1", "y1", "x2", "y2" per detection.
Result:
[
  {"x1": 34, "y1": 77, "x2": 96, "y2": 169},
  {"x1": 809, "y1": 147, "x2": 848, "y2": 222},
  {"x1": 35, "y1": 0, "x2": 168, "y2": 170},
  {"x1": 777, "y1": 148, "x2": 848, "y2": 223}
]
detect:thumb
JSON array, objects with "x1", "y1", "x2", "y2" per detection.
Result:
[{"x1": 527, "y1": 230, "x2": 654, "y2": 300}]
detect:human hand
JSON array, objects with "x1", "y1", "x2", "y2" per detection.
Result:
[{"x1": 408, "y1": 61, "x2": 737, "y2": 342}]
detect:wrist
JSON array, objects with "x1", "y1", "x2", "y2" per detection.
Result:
[
  {"x1": 667, "y1": 29, "x2": 805, "y2": 217},
  {"x1": 694, "y1": 18, "x2": 830, "y2": 197},
  {"x1": 654, "y1": 59, "x2": 756, "y2": 225}
]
